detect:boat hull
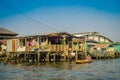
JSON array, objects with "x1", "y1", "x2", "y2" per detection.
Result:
[{"x1": 76, "y1": 60, "x2": 92, "y2": 64}]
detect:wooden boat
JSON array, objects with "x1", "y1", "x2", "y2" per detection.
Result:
[
  {"x1": 76, "y1": 59, "x2": 92, "y2": 64},
  {"x1": 75, "y1": 51, "x2": 93, "y2": 64}
]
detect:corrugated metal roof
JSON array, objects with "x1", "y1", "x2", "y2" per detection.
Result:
[
  {"x1": 91, "y1": 44, "x2": 108, "y2": 49},
  {"x1": 0, "y1": 27, "x2": 18, "y2": 36}
]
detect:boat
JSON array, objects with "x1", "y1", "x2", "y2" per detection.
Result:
[
  {"x1": 76, "y1": 59, "x2": 92, "y2": 64},
  {"x1": 75, "y1": 54, "x2": 93, "y2": 64}
]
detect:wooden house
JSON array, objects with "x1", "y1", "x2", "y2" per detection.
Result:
[
  {"x1": 0, "y1": 27, "x2": 18, "y2": 54},
  {"x1": 6, "y1": 32, "x2": 85, "y2": 54},
  {"x1": 5, "y1": 32, "x2": 86, "y2": 63}
]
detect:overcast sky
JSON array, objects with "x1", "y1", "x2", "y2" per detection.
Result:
[{"x1": 0, "y1": 0, "x2": 120, "y2": 42}]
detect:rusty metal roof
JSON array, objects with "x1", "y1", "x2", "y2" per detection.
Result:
[{"x1": 0, "y1": 27, "x2": 18, "y2": 36}]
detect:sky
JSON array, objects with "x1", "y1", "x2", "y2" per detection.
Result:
[{"x1": 0, "y1": 0, "x2": 120, "y2": 42}]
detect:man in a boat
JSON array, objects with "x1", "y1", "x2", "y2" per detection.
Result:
[{"x1": 85, "y1": 54, "x2": 92, "y2": 62}]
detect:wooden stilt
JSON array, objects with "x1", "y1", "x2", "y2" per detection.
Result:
[
  {"x1": 64, "y1": 53, "x2": 66, "y2": 61},
  {"x1": 46, "y1": 52, "x2": 50, "y2": 62},
  {"x1": 4, "y1": 53, "x2": 10, "y2": 63},
  {"x1": 54, "y1": 53, "x2": 56, "y2": 62},
  {"x1": 38, "y1": 52, "x2": 40, "y2": 63},
  {"x1": 67, "y1": 52, "x2": 70, "y2": 61},
  {"x1": 75, "y1": 51, "x2": 78, "y2": 61}
]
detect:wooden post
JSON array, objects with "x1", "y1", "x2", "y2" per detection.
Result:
[
  {"x1": 72, "y1": 38, "x2": 74, "y2": 52},
  {"x1": 38, "y1": 52, "x2": 40, "y2": 62},
  {"x1": 4, "y1": 53, "x2": 10, "y2": 63},
  {"x1": 64, "y1": 52, "x2": 66, "y2": 61},
  {"x1": 53, "y1": 53, "x2": 56, "y2": 62},
  {"x1": 96, "y1": 54, "x2": 98, "y2": 60},
  {"x1": 37, "y1": 37, "x2": 40, "y2": 63},
  {"x1": 75, "y1": 42, "x2": 78, "y2": 61},
  {"x1": 24, "y1": 38, "x2": 27, "y2": 62},
  {"x1": 84, "y1": 39, "x2": 87, "y2": 60},
  {"x1": 75, "y1": 50, "x2": 78, "y2": 61},
  {"x1": 46, "y1": 52, "x2": 50, "y2": 62}
]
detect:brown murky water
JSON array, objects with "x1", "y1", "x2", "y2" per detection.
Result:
[{"x1": 0, "y1": 59, "x2": 120, "y2": 80}]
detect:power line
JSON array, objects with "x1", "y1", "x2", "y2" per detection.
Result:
[{"x1": 0, "y1": 1, "x2": 58, "y2": 32}]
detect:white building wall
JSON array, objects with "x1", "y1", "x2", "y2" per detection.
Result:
[
  {"x1": 100, "y1": 37, "x2": 104, "y2": 42},
  {"x1": 94, "y1": 36, "x2": 99, "y2": 42}
]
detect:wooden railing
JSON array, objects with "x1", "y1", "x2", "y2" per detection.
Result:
[
  {"x1": 13, "y1": 44, "x2": 84, "y2": 52},
  {"x1": 25, "y1": 44, "x2": 65, "y2": 52},
  {"x1": 50, "y1": 45, "x2": 64, "y2": 52},
  {"x1": 72, "y1": 45, "x2": 84, "y2": 51}
]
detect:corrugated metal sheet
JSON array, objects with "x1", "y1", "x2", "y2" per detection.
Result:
[
  {"x1": 7, "y1": 40, "x2": 12, "y2": 52},
  {"x1": 15, "y1": 39, "x2": 19, "y2": 52},
  {"x1": 7, "y1": 39, "x2": 20, "y2": 52}
]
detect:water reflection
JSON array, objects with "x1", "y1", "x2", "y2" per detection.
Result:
[{"x1": 0, "y1": 59, "x2": 120, "y2": 80}]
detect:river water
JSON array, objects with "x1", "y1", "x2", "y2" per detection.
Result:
[{"x1": 0, "y1": 59, "x2": 120, "y2": 80}]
